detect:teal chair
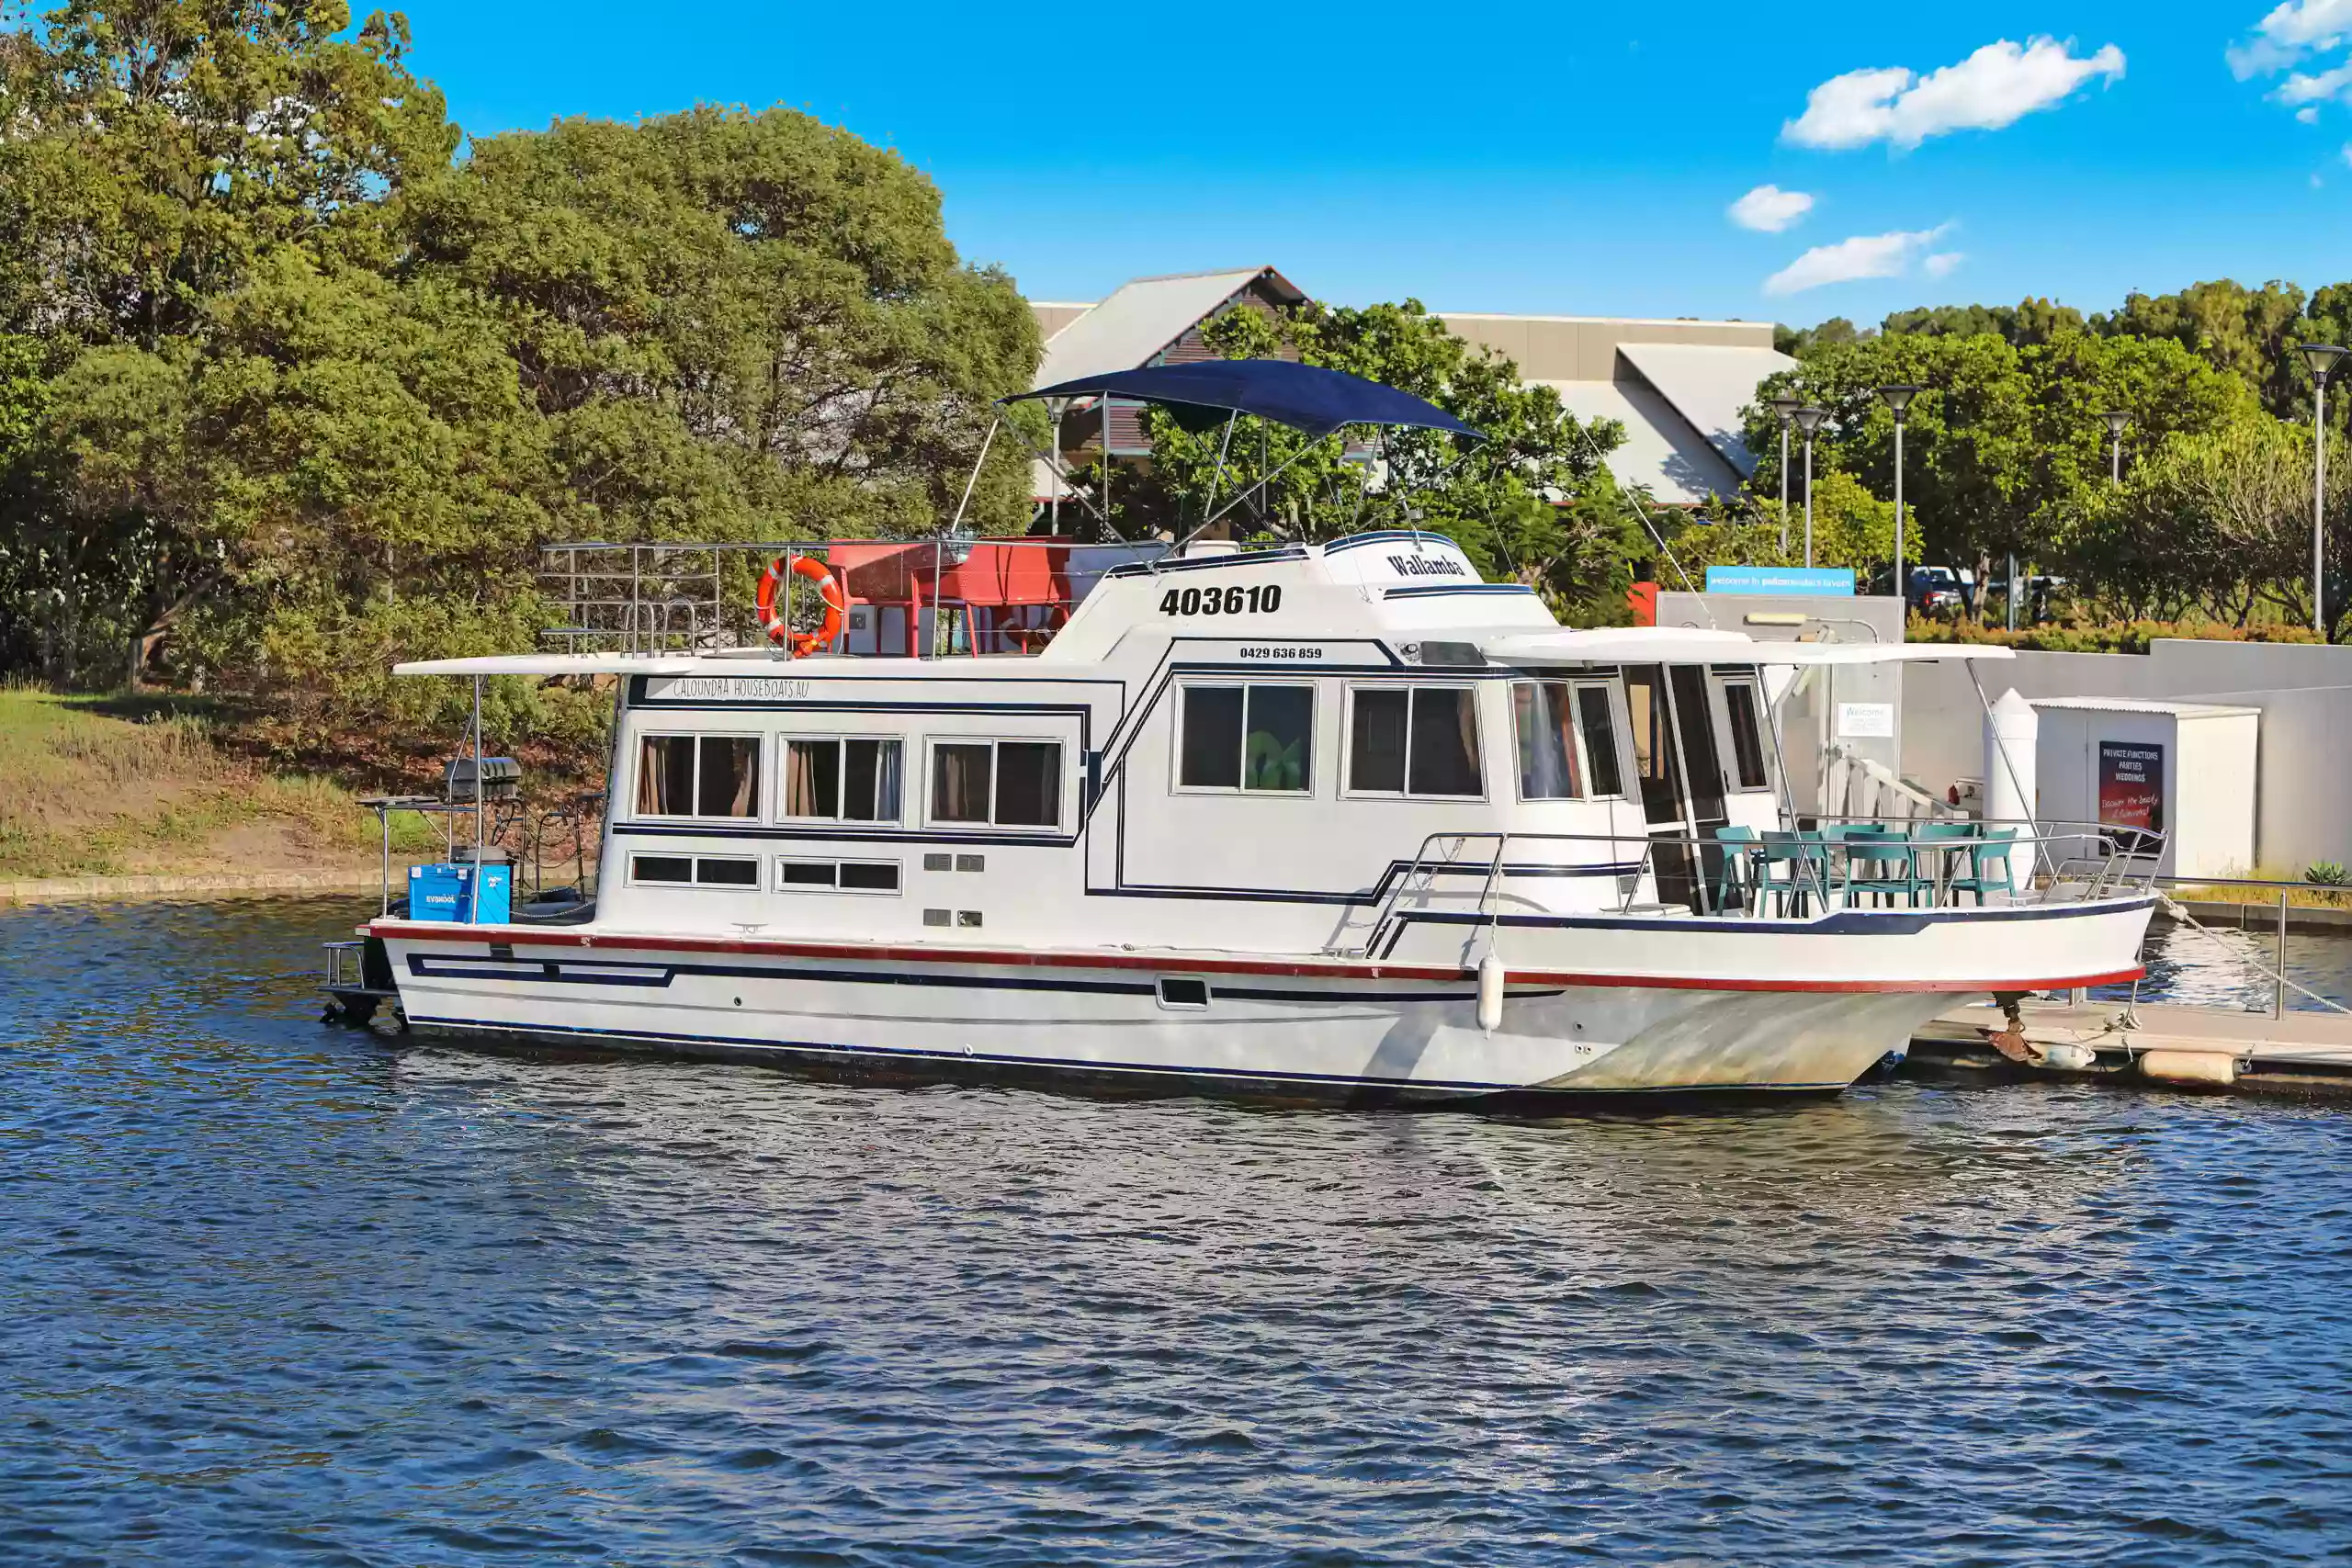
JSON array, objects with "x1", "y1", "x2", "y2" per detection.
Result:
[
  {"x1": 1912, "y1": 822, "x2": 1980, "y2": 906},
  {"x1": 1758, "y1": 831, "x2": 1837, "y2": 916},
  {"x1": 1712, "y1": 825, "x2": 1759, "y2": 912},
  {"x1": 1946, "y1": 827, "x2": 2019, "y2": 905},
  {"x1": 1842, "y1": 825, "x2": 1923, "y2": 908}
]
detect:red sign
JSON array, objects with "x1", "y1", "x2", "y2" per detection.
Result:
[{"x1": 2098, "y1": 741, "x2": 2164, "y2": 834}]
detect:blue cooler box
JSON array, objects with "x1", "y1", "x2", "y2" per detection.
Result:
[{"x1": 409, "y1": 863, "x2": 512, "y2": 923}]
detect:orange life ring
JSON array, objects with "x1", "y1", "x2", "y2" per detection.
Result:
[{"x1": 754, "y1": 554, "x2": 844, "y2": 656}]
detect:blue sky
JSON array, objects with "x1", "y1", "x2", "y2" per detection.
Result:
[{"x1": 390, "y1": 0, "x2": 2352, "y2": 327}]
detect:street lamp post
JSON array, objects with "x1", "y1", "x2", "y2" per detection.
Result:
[
  {"x1": 1877, "y1": 384, "x2": 1919, "y2": 603},
  {"x1": 1791, "y1": 405, "x2": 1829, "y2": 570},
  {"x1": 2299, "y1": 344, "x2": 2349, "y2": 636},
  {"x1": 1771, "y1": 395, "x2": 1802, "y2": 558},
  {"x1": 2101, "y1": 410, "x2": 2130, "y2": 485}
]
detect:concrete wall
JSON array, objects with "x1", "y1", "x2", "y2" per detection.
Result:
[{"x1": 1903, "y1": 639, "x2": 2352, "y2": 874}]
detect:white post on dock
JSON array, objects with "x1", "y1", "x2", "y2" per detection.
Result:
[{"x1": 2277, "y1": 890, "x2": 2290, "y2": 1021}]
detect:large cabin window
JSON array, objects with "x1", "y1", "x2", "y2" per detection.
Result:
[
  {"x1": 1177, "y1": 683, "x2": 1313, "y2": 793},
  {"x1": 1513, "y1": 680, "x2": 1625, "y2": 800},
  {"x1": 930, "y1": 739, "x2": 1063, "y2": 829},
  {"x1": 635, "y1": 734, "x2": 760, "y2": 818},
  {"x1": 782, "y1": 737, "x2": 903, "y2": 822},
  {"x1": 1346, "y1": 686, "x2": 1484, "y2": 798}
]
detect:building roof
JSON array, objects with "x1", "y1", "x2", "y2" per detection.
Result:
[
  {"x1": 2029, "y1": 696, "x2": 2262, "y2": 718},
  {"x1": 1615, "y1": 343, "x2": 1795, "y2": 476},
  {"x1": 1538, "y1": 377, "x2": 1744, "y2": 507},
  {"x1": 1033, "y1": 267, "x2": 1304, "y2": 389}
]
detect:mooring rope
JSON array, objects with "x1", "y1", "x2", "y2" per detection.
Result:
[{"x1": 2153, "y1": 892, "x2": 2352, "y2": 1018}]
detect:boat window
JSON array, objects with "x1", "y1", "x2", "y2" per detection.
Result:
[
  {"x1": 1178, "y1": 683, "x2": 1313, "y2": 794},
  {"x1": 1576, "y1": 685, "x2": 1624, "y2": 797},
  {"x1": 781, "y1": 737, "x2": 902, "y2": 822},
  {"x1": 996, "y1": 741, "x2": 1061, "y2": 827},
  {"x1": 776, "y1": 857, "x2": 901, "y2": 895},
  {"x1": 635, "y1": 734, "x2": 760, "y2": 819},
  {"x1": 1721, "y1": 680, "x2": 1770, "y2": 791},
  {"x1": 1347, "y1": 686, "x2": 1483, "y2": 797},
  {"x1": 1670, "y1": 666, "x2": 1726, "y2": 822},
  {"x1": 930, "y1": 739, "x2": 1063, "y2": 829},
  {"x1": 1512, "y1": 682, "x2": 1585, "y2": 800},
  {"x1": 630, "y1": 852, "x2": 759, "y2": 888},
  {"x1": 1347, "y1": 689, "x2": 1409, "y2": 793}
]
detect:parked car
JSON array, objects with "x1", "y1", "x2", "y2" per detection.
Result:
[{"x1": 1907, "y1": 566, "x2": 1971, "y2": 615}]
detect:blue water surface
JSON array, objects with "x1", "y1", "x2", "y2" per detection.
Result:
[{"x1": 3, "y1": 897, "x2": 2350, "y2": 1566}]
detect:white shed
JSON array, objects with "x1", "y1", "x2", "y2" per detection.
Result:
[{"x1": 2028, "y1": 697, "x2": 2259, "y2": 880}]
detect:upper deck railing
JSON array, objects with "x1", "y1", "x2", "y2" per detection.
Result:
[{"x1": 538, "y1": 537, "x2": 1170, "y2": 657}]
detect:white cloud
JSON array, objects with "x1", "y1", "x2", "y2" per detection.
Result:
[
  {"x1": 1763, "y1": 225, "x2": 1954, "y2": 296},
  {"x1": 2340, "y1": 141, "x2": 2352, "y2": 164},
  {"x1": 1784, "y1": 38, "x2": 2125, "y2": 151},
  {"x1": 2279, "y1": 57, "x2": 2352, "y2": 102},
  {"x1": 2302, "y1": 105, "x2": 2324, "y2": 120},
  {"x1": 1727, "y1": 185, "x2": 1815, "y2": 232},
  {"x1": 2231, "y1": 0, "x2": 2352, "y2": 77},
  {"x1": 1923, "y1": 252, "x2": 1966, "y2": 279}
]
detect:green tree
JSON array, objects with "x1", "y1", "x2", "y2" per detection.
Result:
[
  {"x1": 2095, "y1": 279, "x2": 2309, "y2": 419},
  {"x1": 1743, "y1": 327, "x2": 2248, "y2": 610},
  {"x1": 399, "y1": 107, "x2": 1040, "y2": 543}
]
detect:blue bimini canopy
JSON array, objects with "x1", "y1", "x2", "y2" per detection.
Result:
[{"x1": 1009, "y1": 359, "x2": 1482, "y2": 441}]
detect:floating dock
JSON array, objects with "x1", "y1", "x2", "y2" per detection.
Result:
[{"x1": 1907, "y1": 999, "x2": 2352, "y2": 1097}]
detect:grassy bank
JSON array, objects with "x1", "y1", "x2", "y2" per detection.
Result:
[{"x1": 0, "y1": 686, "x2": 438, "y2": 881}]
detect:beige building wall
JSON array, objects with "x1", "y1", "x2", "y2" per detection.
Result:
[
  {"x1": 1030, "y1": 302, "x2": 1095, "y2": 341},
  {"x1": 1434, "y1": 314, "x2": 1777, "y2": 380}
]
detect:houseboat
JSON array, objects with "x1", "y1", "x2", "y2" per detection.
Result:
[{"x1": 334, "y1": 363, "x2": 2160, "y2": 1103}]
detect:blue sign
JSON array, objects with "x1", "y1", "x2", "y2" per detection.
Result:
[{"x1": 1704, "y1": 565, "x2": 1856, "y2": 596}]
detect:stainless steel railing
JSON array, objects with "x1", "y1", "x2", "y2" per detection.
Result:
[{"x1": 1353, "y1": 820, "x2": 2167, "y2": 958}]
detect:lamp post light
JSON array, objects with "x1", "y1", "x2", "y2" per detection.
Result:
[
  {"x1": 2100, "y1": 410, "x2": 2130, "y2": 485},
  {"x1": 1770, "y1": 395, "x2": 1802, "y2": 557},
  {"x1": 2300, "y1": 344, "x2": 2349, "y2": 636},
  {"x1": 1877, "y1": 384, "x2": 1920, "y2": 602},
  {"x1": 1791, "y1": 405, "x2": 1829, "y2": 570}
]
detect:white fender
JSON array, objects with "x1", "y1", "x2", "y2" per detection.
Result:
[{"x1": 1476, "y1": 952, "x2": 1506, "y2": 1033}]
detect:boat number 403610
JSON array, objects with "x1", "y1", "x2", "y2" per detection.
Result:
[{"x1": 1159, "y1": 584, "x2": 1282, "y2": 616}]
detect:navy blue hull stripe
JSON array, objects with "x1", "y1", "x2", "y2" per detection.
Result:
[{"x1": 400, "y1": 1016, "x2": 1849, "y2": 1097}]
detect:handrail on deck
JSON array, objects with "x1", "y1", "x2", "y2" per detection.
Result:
[{"x1": 1352, "y1": 819, "x2": 2167, "y2": 959}]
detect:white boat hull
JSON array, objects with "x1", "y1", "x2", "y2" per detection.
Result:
[{"x1": 373, "y1": 896, "x2": 2155, "y2": 1102}]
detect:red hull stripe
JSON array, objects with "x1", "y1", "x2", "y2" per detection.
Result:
[{"x1": 366, "y1": 920, "x2": 2144, "y2": 997}]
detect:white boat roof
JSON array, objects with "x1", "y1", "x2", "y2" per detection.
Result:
[{"x1": 1482, "y1": 628, "x2": 2016, "y2": 667}]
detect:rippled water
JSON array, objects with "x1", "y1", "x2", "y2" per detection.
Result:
[{"x1": 6, "y1": 898, "x2": 2352, "y2": 1565}]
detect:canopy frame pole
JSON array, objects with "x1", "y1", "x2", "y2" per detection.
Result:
[
  {"x1": 991, "y1": 411, "x2": 1107, "y2": 530},
  {"x1": 1047, "y1": 399, "x2": 1064, "y2": 535},
  {"x1": 1162, "y1": 436, "x2": 1334, "y2": 563},
  {"x1": 1202, "y1": 409, "x2": 1239, "y2": 531}
]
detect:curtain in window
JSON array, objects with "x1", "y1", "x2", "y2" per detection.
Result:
[
  {"x1": 637, "y1": 737, "x2": 694, "y2": 815},
  {"x1": 1514, "y1": 683, "x2": 1580, "y2": 799},
  {"x1": 785, "y1": 740, "x2": 827, "y2": 818},
  {"x1": 695, "y1": 737, "x2": 759, "y2": 818},
  {"x1": 933, "y1": 744, "x2": 991, "y2": 822}
]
